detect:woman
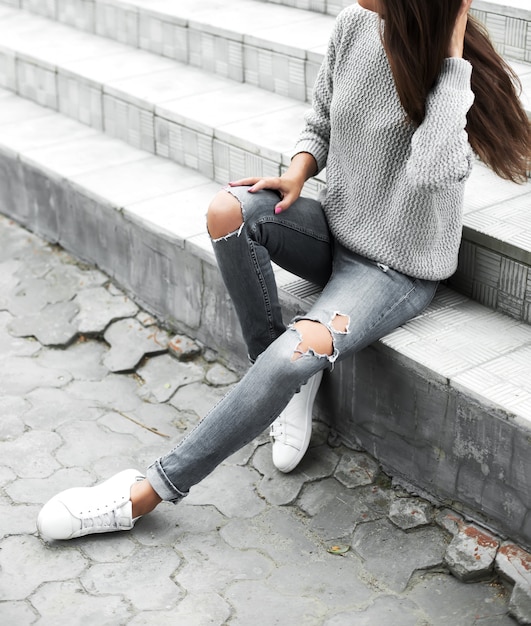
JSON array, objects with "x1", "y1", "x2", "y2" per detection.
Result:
[{"x1": 37, "y1": 0, "x2": 530, "y2": 540}]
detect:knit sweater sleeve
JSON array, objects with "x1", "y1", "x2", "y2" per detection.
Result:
[
  {"x1": 292, "y1": 14, "x2": 342, "y2": 172},
  {"x1": 406, "y1": 57, "x2": 475, "y2": 190}
]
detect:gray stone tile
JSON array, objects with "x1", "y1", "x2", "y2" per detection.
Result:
[
  {"x1": 134, "y1": 502, "x2": 224, "y2": 549},
  {"x1": 309, "y1": 484, "x2": 394, "y2": 542},
  {"x1": 323, "y1": 596, "x2": 426, "y2": 626},
  {"x1": 0, "y1": 259, "x2": 21, "y2": 310},
  {"x1": 267, "y1": 557, "x2": 373, "y2": 612},
  {"x1": 98, "y1": 403, "x2": 184, "y2": 445},
  {"x1": 1, "y1": 430, "x2": 62, "y2": 479},
  {"x1": 334, "y1": 450, "x2": 380, "y2": 488},
  {"x1": 0, "y1": 357, "x2": 72, "y2": 396},
  {"x1": 175, "y1": 531, "x2": 273, "y2": 594},
  {"x1": 405, "y1": 571, "x2": 514, "y2": 625},
  {"x1": 7, "y1": 277, "x2": 61, "y2": 316},
  {"x1": 0, "y1": 395, "x2": 28, "y2": 441},
  {"x1": 351, "y1": 519, "x2": 449, "y2": 593},
  {"x1": 0, "y1": 601, "x2": 37, "y2": 625},
  {"x1": 388, "y1": 497, "x2": 434, "y2": 530},
  {"x1": 496, "y1": 541, "x2": 531, "y2": 590},
  {"x1": 137, "y1": 354, "x2": 204, "y2": 402},
  {"x1": 252, "y1": 444, "x2": 308, "y2": 506},
  {"x1": 220, "y1": 507, "x2": 322, "y2": 566},
  {"x1": 169, "y1": 381, "x2": 236, "y2": 419},
  {"x1": 73, "y1": 285, "x2": 139, "y2": 334},
  {"x1": 444, "y1": 524, "x2": 499, "y2": 582},
  {"x1": 510, "y1": 584, "x2": 531, "y2": 626},
  {"x1": 33, "y1": 341, "x2": 109, "y2": 381},
  {"x1": 80, "y1": 546, "x2": 183, "y2": 611},
  {"x1": 224, "y1": 579, "x2": 326, "y2": 626},
  {"x1": 205, "y1": 362, "x2": 239, "y2": 386},
  {"x1": 8, "y1": 300, "x2": 80, "y2": 346},
  {"x1": 186, "y1": 465, "x2": 267, "y2": 519},
  {"x1": 103, "y1": 318, "x2": 170, "y2": 372},
  {"x1": 5, "y1": 467, "x2": 94, "y2": 506},
  {"x1": 22, "y1": 387, "x2": 103, "y2": 432},
  {"x1": 226, "y1": 437, "x2": 268, "y2": 467},
  {"x1": 171, "y1": 501, "x2": 228, "y2": 539},
  {"x1": 67, "y1": 374, "x2": 143, "y2": 412},
  {"x1": 0, "y1": 312, "x2": 40, "y2": 357},
  {"x1": 0, "y1": 535, "x2": 88, "y2": 600},
  {"x1": 128, "y1": 593, "x2": 231, "y2": 626},
  {"x1": 0, "y1": 503, "x2": 42, "y2": 539},
  {"x1": 54, "y1": 420, "x2": 144, "y2": 467},
  {"x1": 297, "y1": 476, "x2": 351, "y2": 517},
  {"x1": 80, "y1": 532, "x2": 137, "y2": 563},
  {"x1": 30, "y1": 580, "x2": 132, "y2": 625}
]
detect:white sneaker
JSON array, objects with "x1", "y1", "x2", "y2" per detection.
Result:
[
  {"x1": 37, "y1": 469, "x2": 145, "y2": 540},
  {"x1": 270, "y1": 370, "x2": 323, "y2": 473}
]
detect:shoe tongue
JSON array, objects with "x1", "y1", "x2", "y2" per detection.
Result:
[{"x1": 116, "y1": 500, "x2": 133, "y2": 525}]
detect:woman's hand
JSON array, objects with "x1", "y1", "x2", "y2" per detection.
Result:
[
  {"x1": 228, "y1": 175, "x2": 304, "y2": 214},
  {"x1": 229, "y1": 152, "x2": 318, "y2": 214},
  {"x1": 447, "y1": 0, "x2": 473, "y2": 58}
]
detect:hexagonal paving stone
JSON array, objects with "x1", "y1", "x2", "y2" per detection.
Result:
[
  {"x1": 405, "y1": 571, "x2": 513, "y2": 624},
  {"x1": 33, "y1": 340, "x2": 109, "y2": 381},
  {"x1": 137, "y1": 354, "x2": 204, "y2": 402},
  {"x1": 1, "y1": 430, "x2": 63, "y2": 478},
  {"x1": 103, "y1": 318, "x2": 170, "y2": 372},
  {"x1": 0, "y1": 259, "x2": 22, "y2": 311},
  {"x1": 74, "y1": 285, "x2": 139, "y2": 334},
  {"x1": 128, "y1": 593, "x2": 231, "y2": 626},
  {"x1": 334, "y1": 451, "x2": 380, "y2": 488},
  {"x1": 389, "y1": 497, "x2": 434, "y2": 530},
  {"x1": 186, "y1": 465, "x2": 267, "y2": 519},
  {"x1": 225, "y1": 579, "x2": 326, "y2": 626},
  {"x1": 175, "y1": 531, "x2": 273, "y2": 594},
  {"x1": 0, "y1": 535, "x2": 88, "y2": 600},
  {"x1": 8, "y1": 300, "x2": 80, "y2": 346},
  {"x1": 31, "y1": 580, "x2": 132, "y2": 624},
  {"x1": 205, "y1": 363, "x2": 239, "y2": 386},
  {"x1": 80, "y1": 546, "x2": 183, "y2": 611},
  {"x1": 0, "y1": 356, "x2": 72, "y2": 395},
  {"x1": 351, "y1": 519, "x2": 449, "y2": 593},
  {"x1": 169, "y1": 381, "x2": 237, "y2": 419}
]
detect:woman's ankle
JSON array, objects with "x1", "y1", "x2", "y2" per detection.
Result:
[{"x1": 130, "y1": 479, "x2": 162, "y2": 518}]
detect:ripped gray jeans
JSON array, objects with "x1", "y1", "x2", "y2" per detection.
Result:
[{"x1": 146, "y1": 186, "x2": 438, "y2": 502}]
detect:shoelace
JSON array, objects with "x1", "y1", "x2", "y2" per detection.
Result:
[{"x1": 80, "y1": 508, "x2": 123, "y2": 531}]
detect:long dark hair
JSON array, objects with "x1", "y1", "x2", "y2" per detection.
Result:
[{"x1": 380, "y1": 0, "x2": 530, "y2": 183}]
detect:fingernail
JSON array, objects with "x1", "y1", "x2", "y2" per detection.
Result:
[{"x1": 274, "y1": 206, "x2": 282, "y2": 214}]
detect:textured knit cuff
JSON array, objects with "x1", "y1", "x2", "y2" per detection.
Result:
[
  {"x1": 438, "y1": 57, "x2": 473, "y2": 91},
  {"x1": 292, "y1": 139, "x2": 328, "y2": 173}
]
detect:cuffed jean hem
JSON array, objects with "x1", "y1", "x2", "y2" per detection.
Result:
[{"x1": 146, "y1": 459, "x2": 187, "y2": 503}]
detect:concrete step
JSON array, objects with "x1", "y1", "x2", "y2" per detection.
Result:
[
  {"x1": 0, "y1": 4, "x2": 529, "y2": 324},
  {"x1": 1, "y1": 1, "x2": 530, "y2": 102},
  {"x1": 0, "y1": 89, "x2": 529, "y2": 549},
  {"x1": 259, "y1": 0, "x2": 531, "y2": 62},
  {"x1": 0, "y1": 1, "x2": 529, "y2": 131}
]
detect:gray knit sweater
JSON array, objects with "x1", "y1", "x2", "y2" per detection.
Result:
[{"x1": 294, "y1": 3, "x2": 475, "y2": 280}]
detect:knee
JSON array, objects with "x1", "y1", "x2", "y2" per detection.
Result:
[
  {"x1": 292, "y1": 314, "x2": 349, "y2": 361},
  {"x1": 207, "y1": 190, "x2": 243, "y2": 239},
  {"x1": 292, "y1": 320, "x2": 333, "y2": 360}
]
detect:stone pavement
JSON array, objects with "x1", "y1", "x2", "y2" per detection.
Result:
[{"x1": 1, "y1": 213, "x2": 530, "y2": 625}]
